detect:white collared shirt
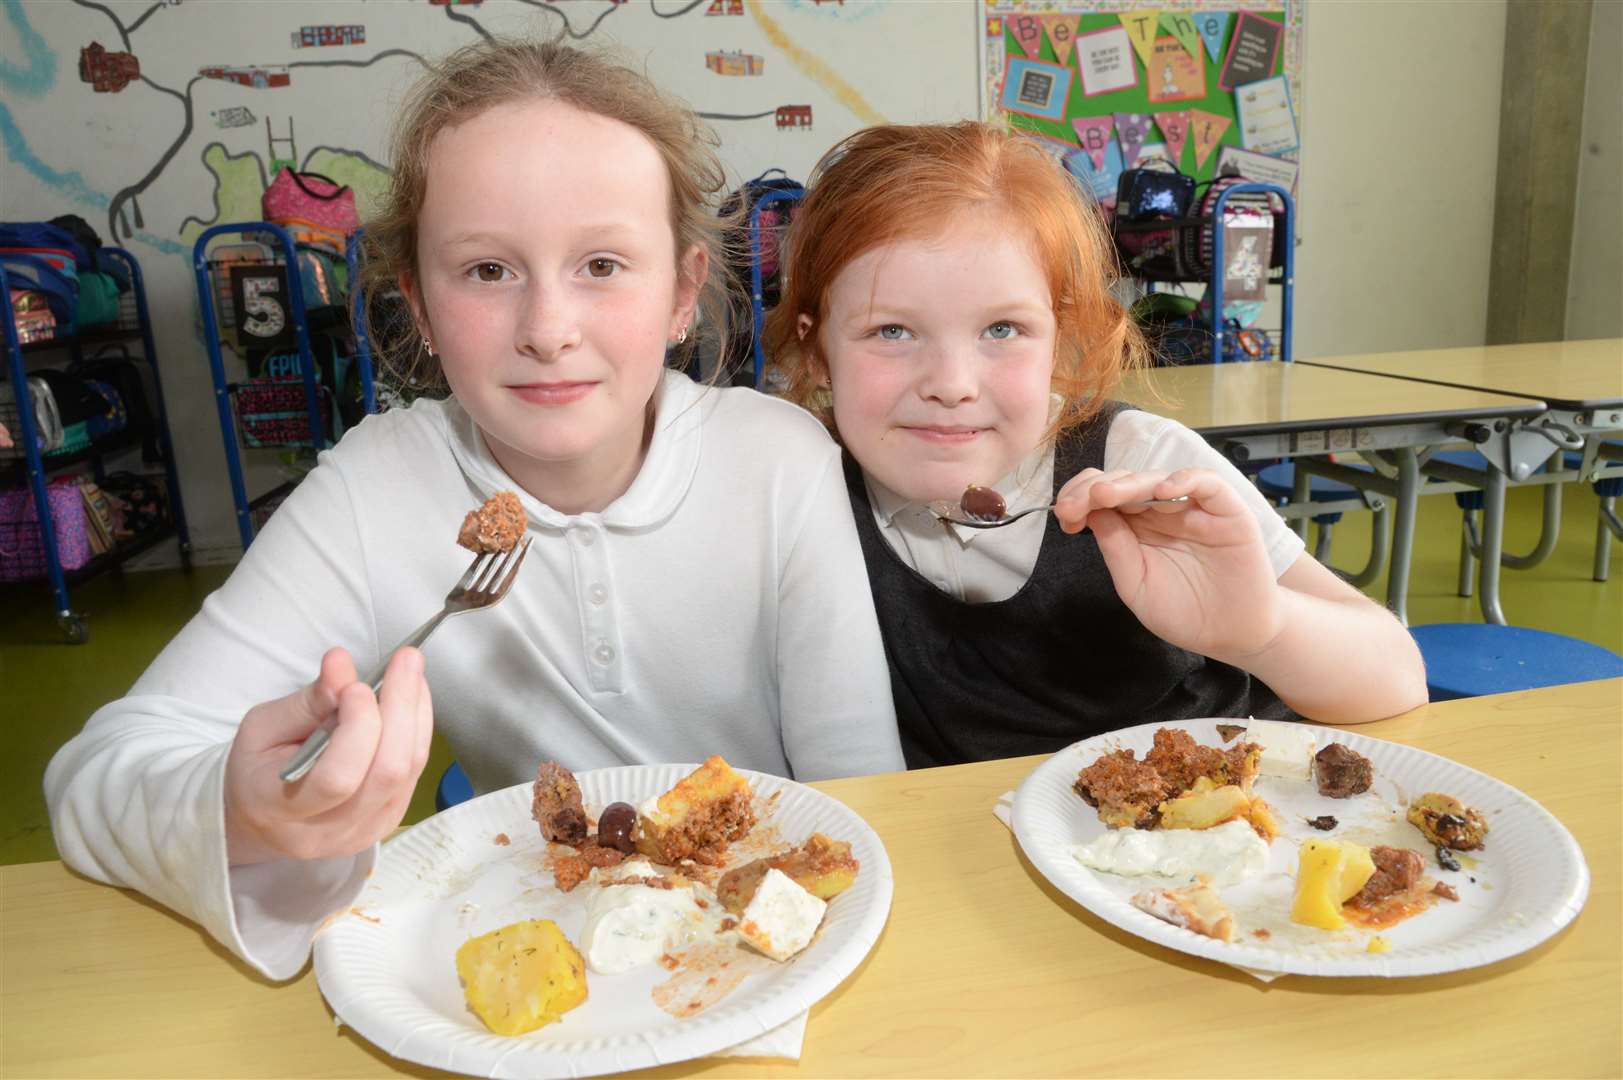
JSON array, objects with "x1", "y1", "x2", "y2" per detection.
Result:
[{"x1": 864, "y1": 409, "x2": 1305, "y2": 603}]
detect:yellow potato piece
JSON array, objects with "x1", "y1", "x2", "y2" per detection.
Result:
[
  {"x1": 1290, "y1": 839, "x2": 1376, "y2": 930},
  {"x1": 455, "y1": 919, "x2": 588, "y2": 1036},
  {"x1": 1158, "y1": 779, "x2": 1251, "y2": 831}
]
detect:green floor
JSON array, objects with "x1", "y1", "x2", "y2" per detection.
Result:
[{"x1": 3, "y1": 482, "x2": 1619, "y2": 867}]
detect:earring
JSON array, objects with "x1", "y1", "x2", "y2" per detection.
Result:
[
  {"x1": 421, "y1": 335, "x2": 434, "y2": 357},
  {"x1": 676, "y1": 325, "x2": 689, "y2": 345}
]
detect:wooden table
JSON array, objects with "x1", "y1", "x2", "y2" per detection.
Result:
[
  {"x1": 5, "y1": 680, "x2": 1619, "y2": 1079},
  {"x1": 1118, "y1": 362, "x2": 1546, "y2": 622},
  {"x1": 1302, "y1": 340, "x2": 1623, "y2": 616}
]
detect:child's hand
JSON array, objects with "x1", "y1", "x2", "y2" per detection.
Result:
[
  {"x1": 1054, "y1": 468, "x2": 1284, "y2": 663},
  {"x1": 224, "y1": 647, "x2": 433, "y2": 866}
]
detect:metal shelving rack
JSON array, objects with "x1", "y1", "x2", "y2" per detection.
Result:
[
  {"x1": 190, "y1": 222, "x2": 376, "y2": 551},
  {"x1": 1, "y1": 246, "x2": 191, "y2": 643}
]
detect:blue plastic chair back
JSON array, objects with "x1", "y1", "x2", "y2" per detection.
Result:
[{"x1": 435, "y1": 760, "x2": 475, "y2": 812}]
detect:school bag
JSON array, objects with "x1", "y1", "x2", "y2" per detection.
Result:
[{"x1": 262, "y1": 169, "x2": 359, "y2": 256}]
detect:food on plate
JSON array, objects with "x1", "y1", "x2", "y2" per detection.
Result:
[
  {"x1": 1314, "y1": 743, "x2": 1374, "y2": 798},
  {"x1": 1244, "y1": 717, "x2": 1316, "y2": 781},
  {"x1": 455, "y1": 918, "x2": 588, "y2": 1036},
  {"x1": 596, "y1": 801, "x2": 639, "y2": 854},
  {"x1": 1072, "y1": 818, "x2": 1268, "y2": 887},
  {"x1": 1306, "y1": 815, "x2": 1338, "y2": 832},
  {"x1": 959, "y1": 483, "x2": 1006, "y2": 521},
  {"x1": 1215, "y1": 723, "x2": 1247, "y2": 743},
  {"x1": 457, "y1": 490, "x2": 526, "y2": 554},
  {"x1": 533, "y1": 761, "x2": 590, "y2": 845},
  {"x1": 579, "y1": 859, "x2": 710, "y2": 974},
  {"x1": 1348, "y1": 845, "x2": 1424, "y2": 906},
  {"x1": 1131, "y1": 882, "x2": 1237, "y2": 943},
  {"x1": 717, "y1": 833, "x2": 860, "y2": 914},
  {"x1": 1075, "y1": 728, "x2": 1270, "y2": 834},
  {"x1": 1367, "y1": 936, "x2": 1390, "y2": 954},
  {"x1": 636, "y1": 756, "x2": 756, "y2": 866},
  {"x1": 1156, "y1": 777, "x2": 1251, "y2": 831},
  {"x1": 1343, "y1": 845, "x2": 1460, "y2": 928},
  {"x1": 1406, "y1": 792, "x2": 1488, "y2": 851},
  {"x1": 737, "y1": 868, "x2": 828, "y2": 961},
  {"x1": 1290, "y1": 838, "x2": 1378, "y2": 930},
  {"x1": 1435, "y1": 846, "x2": 1461, "y2": 872},
  {"x1": 1145, "y1": 727, "x2": 1261, "y2": 797},
  {"x1": 1074, "y1": 749, "x2": 1167, "y2": 829}
]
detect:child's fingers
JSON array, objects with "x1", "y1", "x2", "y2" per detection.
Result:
[
  {"x1": 1088, "y1": 509, "x2": 1145, "y2": 596},
  {"x1": 294, "y1": 681, "x2": 384, "y2": 812},
  {"x1": 1151, "y1": 468, "x2": 1248, "y2": 518},
  {"x1": 1054, "y1": 468, "x2": 1132, "y2": 531},
  {"x1": 358, "y1": 649, "x2": 428, "y2": 802}
]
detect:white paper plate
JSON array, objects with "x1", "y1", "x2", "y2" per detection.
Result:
[
  {"x1": 1011, "y1": 719, "x2": 1589, "y2": 977},
  {"x1": 314, "y1": 765, "x2": 892, "y2": 1078}
]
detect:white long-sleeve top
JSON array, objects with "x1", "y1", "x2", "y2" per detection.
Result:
[{"x1": 44, "y1": 370, "x2": 903, "y2": 981}]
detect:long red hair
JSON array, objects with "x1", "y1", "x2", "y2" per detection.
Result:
[{"x1": 765, "y1": 121, "x2": 1147, "y2": 440}]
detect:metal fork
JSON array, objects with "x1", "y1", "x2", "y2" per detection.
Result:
[
  {"x1": 279, "y1": 537, "x2": 532, "y2": 783},
  {"x1": 928, "y1": 496, "x2": 1190, "y2": 530}
]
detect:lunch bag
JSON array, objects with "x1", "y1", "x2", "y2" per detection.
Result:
[
  {"x1": 262, "y1": 169, "x2": 359, "y2": 249},
  {"x1": 0, "y1": 478, "x2": 92, "y2": 580},
  {"x1": 0, "y1": 375, "x2": 65, "y2": 458}
]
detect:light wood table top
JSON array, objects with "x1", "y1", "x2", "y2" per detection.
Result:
[
  {"x1": 1302, "y1": 339, "x2": 1623, "y2": 411},
  {"x1": 1118, "y1": 361, "x2": 1545, "y2": 438},
  {"x1": 4, "y1": 679, "x2": 1620, "y2": 1079}
]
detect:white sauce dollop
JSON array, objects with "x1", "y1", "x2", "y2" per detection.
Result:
[{"x1": 1071, "y1": 819, "x2": 1268, "y2": 887}]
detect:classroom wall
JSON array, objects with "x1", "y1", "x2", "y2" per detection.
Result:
[
  {"x1": 0, "y1": 0, "x2": 1532, "y2": 563},
  {"x1": 1565, "y1": 0, "x2": 1622, "y2": 342}
]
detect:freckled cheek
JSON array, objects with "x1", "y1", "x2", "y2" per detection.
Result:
[{"x1": 426, "y1": 290, "x2": 511, "y2": 356}]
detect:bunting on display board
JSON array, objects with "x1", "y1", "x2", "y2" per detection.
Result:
[
  {"x1": 1196, "y1": 11, "x2": 1232, "y2": 63},
  {"x1": 1071, "y1": 114, "x2": 1117, "y2": 170},
  {"x1": 1041, "y1": 14, "x2": 1079, "y2": 64},
  {"x1": 982, "y1": 2, "x2": 1303, "y2": 191},
  {"x1": 1113, "y1": 111, "x2": 1155, "y2": 169},
  {"x1": 1117, "y1": 8, "x2": 1161, "y2": 69},
  {"x1": 1008, "y1": 14, "x2": 1046, "y2": 59},
  {"x1": 1159, "y1": 10, "x2": 1203, "y2": 62},
  {"x1": 1154, "y1": 109, "x2": 1191, "y2": 165},
  {"x1": 1189, "y1": 107, "x2": 1232, "y2": 168}
]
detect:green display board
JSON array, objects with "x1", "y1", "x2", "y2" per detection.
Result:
[{"x1": 979, "y1": 1, "x2": 1303, "y2": 203}]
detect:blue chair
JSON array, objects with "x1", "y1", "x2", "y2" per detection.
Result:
[
  {"x1": 1256, "y1": 461, "x2": 1381, "y2": 576},
  {"x1": 1411, "y1": 623, "x2": 1623, "y2": 701},
  {"x1": 435, "y1": 760, "x2": 474, "y2": 812}
]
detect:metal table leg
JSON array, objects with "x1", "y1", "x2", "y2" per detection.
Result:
[
  {"x1": 1478, "y1": 466, "x2": 1509, "y2": 625},
  {"x1": 1386, "y1": 447, "x2": 1420, "y2": 625}
]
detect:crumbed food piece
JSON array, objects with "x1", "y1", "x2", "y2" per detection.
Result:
[
  {"x1": 1131, "y1": 883, "x2": 1237, "y2": 943},
  {"x1": 1350, "y1": 845, "x2": 1425, "y2": 906},
  {"x1": 1157, "y1": 777, "x2": 1251, "y2": 831},
  {"x1": 717, "y1": 833, "x2": 860, "y2": 914},
  {"x1": 532, "y1": 762, "x2": 588, "y2": 845},
  {"x1": 1315, "y1": 743, "x2": 1374, "y2": 798},
  {"x1": 636, "y1": 756, "x2": 756, "y2": 866},
  {"x1": 458, "y1": 490, "x2": 526, "y2": 554},
  {"x1": 1407, "y1": 793, "x2": 1488, "y2": 851},
  {"x1": 1216, "y1": 724, "x2": 1247, "y2": 743},
  {"x1": 1144, "y1": 728, "x2": 1227, "y2": 796},
  {"x1": 1219, "y1": 741, "x2": 1262, "y2": 795},
  {"x1": 455, "y1": 918, "x2": 587, "y2": 1036},
  {"x1": 1433, "y1": 881, "x2": 1460, "y2": 902},
  {"x1": 1074, "y1": 749, "x2": 1167, "y2": 829},
  {"x1": 551, "y1": 842, "x2": 627, "y2": 893}
]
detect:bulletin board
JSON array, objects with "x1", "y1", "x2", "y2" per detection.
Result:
[{"x1": 978, "y1": 0, "x2": 1304, "y2": 209}]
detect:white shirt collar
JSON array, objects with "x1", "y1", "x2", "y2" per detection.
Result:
[{"x1": 443, "y1": 368, "x2": 705, "y2": 530}]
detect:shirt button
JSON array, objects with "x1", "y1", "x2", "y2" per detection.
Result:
[
  {"x1": 593, "y1": 640, "x2": 615, "y2": 665},
  {"x1": 588, "y1": 583, "x2": 608, "y2": 606},
  {"x1": 572, "y1": 527, "x2": 596, "y2": 548}
]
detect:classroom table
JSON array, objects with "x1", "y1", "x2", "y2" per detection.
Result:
[
  {"x1": 4, "y1": 678, "x2": 1618, "y2": 1079},
  {"x1": 1301, "y1": 340, "x2": 1623, "y2": 618},
  {"x1": 1117, "y1": 361, "x2": 1546, "y2": 623}
]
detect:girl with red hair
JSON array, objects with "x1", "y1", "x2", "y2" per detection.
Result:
[{"x1": 766, "y1": 122, "x2": 1424, "y2": 768}]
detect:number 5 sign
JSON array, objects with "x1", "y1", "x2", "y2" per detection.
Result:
[{"x1": 229, "y1": 264, "x2": 294, "y2": 349}]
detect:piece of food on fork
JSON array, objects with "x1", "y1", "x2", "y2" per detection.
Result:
[{"x1": 458, "y1": 490, "x2": 526, "y2": 554}]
